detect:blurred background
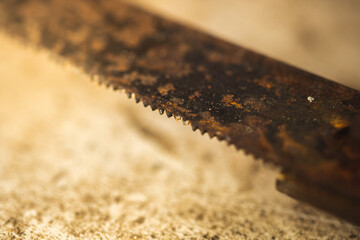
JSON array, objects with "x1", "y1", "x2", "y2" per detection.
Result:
[{"x1": 0, "y1": 1, "x2": 359, "y2": 239}]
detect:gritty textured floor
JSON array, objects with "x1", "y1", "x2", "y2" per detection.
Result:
[{"x1": 0, "y1": 1, "x2": 360, "y2": 239}]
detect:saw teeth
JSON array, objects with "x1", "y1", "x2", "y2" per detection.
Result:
[
  {"x1": 207, "y1": 132, "x2": 215, "y2": 139},
  {"x1": 143, "y1": 102, "x2": 149, "y2": 107},
  {"x1": 200, "y1": 129, "x2": 207, "y2": 135},
  {"x1": 135, "y1": 96, "x2": 140, "y2": 103},
  {"x1": 174, "y1": 115, "x2": 181, "y2": 120},
  {"x1": 217, "y1": 135, "x2": 225, "y2": 141},
  {"x1": 191, "y1": 124, "x2": 198, "y2": 131},
  {"x1": 151, "y1": 106, "x2": 157, "y2": 111},
  {"x1": 158, "y1": 109, "x2": 164, "y2": 115},
  {"x1": 183, "y1": 120, "x2": 190, "y2": 126},
  {"x1": 215, "y1": 131, "x2": 225, "y2": 140},
  {"x1": 166, "y1": 111, "x2": 173, "y2": 118}
]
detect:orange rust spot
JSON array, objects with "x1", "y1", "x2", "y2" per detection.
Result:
[
  {"x1": 158, "y1": 83, "x2": 175, "y2": 96},
  {"x1": 189, "y1": 91, "x2": 201, "y2": 100},
  {"x1": 222, "y1": 94, "x2": 243, "y2": 109},
  {"x1": 254, "y1": 77, "x2": 272, "y2": 89},
  {"x1": 330, "y1": 117, "x2": 349, "y2": 129},
  {"x1": 198, "y1": 116, "x2": 230, "y2": 133},
  {"x1": 163, "y1": 101, "x2": 193, "y2": 115}
]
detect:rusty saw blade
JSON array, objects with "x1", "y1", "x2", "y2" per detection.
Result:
[{"x1": 0, "y1": 0, "x2": 359, "y2": 224}]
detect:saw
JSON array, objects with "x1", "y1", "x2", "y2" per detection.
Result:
[{"x1": 0, "y1": 0, "x2": 359, "y2": 225}]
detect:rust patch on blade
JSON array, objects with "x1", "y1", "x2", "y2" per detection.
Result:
[
  {"x1": 222, "y1": 95, "x2": 243, "y2": 109},
  {"x1": 158, "y1": 83, "x2": 175, "y2": 96}
]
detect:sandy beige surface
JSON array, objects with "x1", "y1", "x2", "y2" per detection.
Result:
[{"x1": 0, "y1": 1, "x2": 360, "y2": 239}]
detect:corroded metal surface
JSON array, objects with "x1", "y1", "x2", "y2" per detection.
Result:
[{"x1": 0, "y1": 0, "x2": 359, "y2": 224}]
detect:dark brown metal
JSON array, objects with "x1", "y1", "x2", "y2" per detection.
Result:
[{"x1": 0, "y1": 0, "x2": 359, "y2": 224}]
